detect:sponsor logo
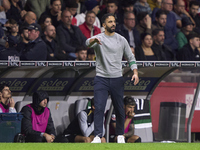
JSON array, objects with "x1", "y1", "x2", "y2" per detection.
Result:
[{"x1": 64, "y1": 62, "x2": 74, "y2": 67}]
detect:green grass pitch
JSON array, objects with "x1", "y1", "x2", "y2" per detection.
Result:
[{"x1": 1, "y1": 143, "x2": 200, "y2": 150}]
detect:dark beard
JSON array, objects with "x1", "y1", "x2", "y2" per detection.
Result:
[{"x1": 105, "y1": 25, "x2": 115, "y2": 33}]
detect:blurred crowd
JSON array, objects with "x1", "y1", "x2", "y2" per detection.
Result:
[{"x1": 0, "y1": 0, "x2": 200, "y2": 61}]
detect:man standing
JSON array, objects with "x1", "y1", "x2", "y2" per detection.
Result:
[
  {"x1": 0, "y1": 83, "x2": 16, "y2": 113},
  {"x1": 86, "y1": 13, "x2": 139, "y2": 143},
  {"x1": 21, "y1": 91, "x2": 56, "y2": 142}
]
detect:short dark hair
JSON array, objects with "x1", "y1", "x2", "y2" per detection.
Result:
[
  {"x1": 124, "y1": 96, "x2": 136, "y2": 106},
  {"x1": 66, "y1": 0, "x2": 78, "y2": 8},
  {"x1": 155, "y1": 9, "x2": 168, "y2": 19},
  {"x1": 124, "y1": 11, "x2": 135, "y2": 19},
  {"x1": 187, "y1": 32, "x2": 200, "y2": 41},
  {"x1": 107, "y1": 0, "x2": 118, "y2": 6},
  {"x1": 189, "y1": 0, "x2": 200, "y2": 8},
  {"x1": 86, "y1": 10, "x2": 96, "y2": 17},
  {"x1": 152, "y1": 28, "x2": 164, "y2": 36},
  {"x1": 101, "y1": 13, "x2": 115, "y2": 24},
  {"x1": 7, "y1": 19, "x2": 17, "y2": 25},
  {"x1": 140, "y1": 32, "x2": 152, "y2": 41},
  {"x1": 50, "y1": 0, "x2": 60, "y2": 5},
  {"x1": 75, "y1": 46, "x2": 88, "y2": 53},
  {"x1": 0, "y1": 83, "x2": 9, "y2": 92},
  {"x1": 137, "y1": 11, "x2": 148, "y2": 22}
]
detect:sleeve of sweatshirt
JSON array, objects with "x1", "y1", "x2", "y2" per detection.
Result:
[
  {"x1": 122, "y1": 37, "x2": 137, "y2": 70},
  {"x1": 20, "y1": 106, "x2": 42, "y2": 137}
]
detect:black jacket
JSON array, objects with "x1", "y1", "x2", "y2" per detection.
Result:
[
  {"x1": 176, "y1": 43, "x2": 200, "y2": 61},
  {"x1": 20, "y1": 37, "x2": 47, "y2": 60},
  {"x1": 115, "y1": 24, "x2": 141, "y2": 48},
  {"x1": 21, "y1": 91, "x2": 56, "y2": 138},
  {"x1": 56, "y1": 23, "x2": 87, "y2": 53},
  {"x1": 135, "y1": 45, "x2": 166, "y2": 61}
]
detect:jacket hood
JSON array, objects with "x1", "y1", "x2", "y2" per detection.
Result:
[{"x1": 32, "y1": 91, "x2": 49, "y2": 115}]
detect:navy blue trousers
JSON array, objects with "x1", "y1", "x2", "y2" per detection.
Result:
[{"x1": 93, "y1": 76, "x2": 125, "y2": 137}]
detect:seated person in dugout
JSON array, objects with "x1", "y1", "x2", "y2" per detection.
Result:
[
  {"x1": 63, "y1": 98, "x2": 106, "y2": 143},
  {"x1": 109, "y1": 96, "x2": 141, "y2": 143},
  {"x1": 21, "y1": 91, "x2": 56, "y2": 143},
  {"x1": 0, "y1": 83, "x2": 16, "y2": 113}
]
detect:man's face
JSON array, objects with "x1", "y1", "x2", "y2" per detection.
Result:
[
  {"x1": 77, "y1": 50, "x2": 87, "y2": 61},
  {"x1": 51, "y1": 0, "x2": 62, "y2": 13},
  {"x1": 22, "y1": 29, "x2": 29, "y2": 41},
  {"x1": 156, "y1": 14, "x2": 167, "y2": 27},
  {"x1": 125, "y1": 105, "x2": 135, "y2": 116},
  {"x1": 11, "y1": 24, "x2": 19, "y2": 33},
  {"x1": 162, "y1": 0, "x2": 173, "y2": 11},
  {"x1": 69, "y1": 8, "x2": 77, "y2": 16},
  {"x1": 124, "y1": 13, "x2": 136, "y2": 29},
  {"x1": 92, "y1": 5, "x2": 100, "y2": 15},
  {"x1": 104, "y1": 16, "x2": 116, "y2": 33},
  {"x1": 190, "y1": 37, "x2": 200, "y2": 48},
  {"x1": 28, "y1": 29, "x2": 39, "y2": 40},
  {"x1": 0, "y1": 86, "x2": 12, "y2": 100},
  {"x1": 45, "y1": 25, "x2": 56, "y2": 39},
  {"x1": 26, "y1": 14, "x2": 36, "y2": 25},
  {"x1": 39, "y1": 99, "x2": 48, "y2": 108},
  {"x1": 190, "y1": 5, "x2": 199, "y2": 16},
  {"x1": 85, "y1": 13, "x2": 96, "y2": 26},
  {"x1": 107, "y1": 3, "x2": 118, "y2": 14},
  {"x1": 154, "y1": 31, "x2": 165, "y2": 45},
  {"x1": 62, "y1": 11, "x2": 72, "y2": 26},
  {"x1": 174, "y1": 0, "x2": 185, "y2": 14},
  {"x1": 185, "y1": 24, "x2": 193, "y2": 32}
]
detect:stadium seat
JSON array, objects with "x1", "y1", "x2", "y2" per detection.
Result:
[
  {"x1": 47, "y1": 101, "x2": 69, "y2": 135},
  {"x1": 15, "y1": 101, "x2": 32, "y2": 112}
]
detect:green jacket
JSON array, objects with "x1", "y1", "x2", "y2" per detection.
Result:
[{"x1": 175, "y1": 31, "x2": 188, "y2": 50}]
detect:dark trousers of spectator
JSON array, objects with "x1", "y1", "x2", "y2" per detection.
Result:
[{"x1": 93, "y1": 76, "x2": 125, "y2": 138}]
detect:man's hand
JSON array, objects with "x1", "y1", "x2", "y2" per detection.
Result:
[
  {"x1": 88, "y1": 38, "x2": 102, "y2": 47},
  {"x1": 43, "y1": 133, "x2": 55, "y2": 143},
  {"x1": 8, "y1": 98, "x2": 15, "y2": 108},
  {"x1": 146, "y1": 15, "x2": 152, "y2": 29},
  {"x1": 57, "y1": 10, "x2": 62, "y2": 21},
  {"x1": 131, "y1": 69, "x2": 139, "y2": 85}
]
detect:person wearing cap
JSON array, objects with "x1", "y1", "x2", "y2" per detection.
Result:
[
  {"x1": 39, "y1": 0, "x2": 62, "y2": 28},
  {"x1": 79, "y1": 11, "x2": 101, "y2": 39},
  {"x1": 20, "y1": 23, "x2": 47, "y2": 60},
  {"x1": 176, "y1": 17, "x2": 194, "y2": 50},
  {"x1": 108, "y1": 96, "x2": 141, "y2": 143},
  {"x1": 56, "y1": 10, "x2": 87, "y2": 60},
  {"x1": 0, "y1": 83, "x2": 16, "y2": 113},
  {"x1": 136, "y1": 11, "x2": 157, "y2": 35},
  {"x1": 75, "y1": 0, "x2": 101, "y2": 28},
  {"x1": 176, "y1": 32, "x2": 200, "y2": 61},
  {"x1": 21, "y1": 91, "x2": 56, "y2": 142}
]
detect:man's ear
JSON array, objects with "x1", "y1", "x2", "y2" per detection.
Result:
[{"x1": 102, "y1": 22, "x2": 106, "y2": 28}]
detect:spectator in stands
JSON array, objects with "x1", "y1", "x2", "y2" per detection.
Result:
[
  {"x1": 16, "y1": 26, "x2": 29, "y2": 54},
  {"x1": 7, "y1": 19, "x2": 20, "y2": 48},
  {"x1": 0, "y1": 83, "x2": 16, "y2": 113},
  {"x1": 38, "y1": 15, "x2": 52, "y2": 33},
  {"x1": 152, "y1": 1, "x2": 179, "y2": 53},
  {"x1": 152, "y1": 28, "x2": 175, "y2": 60},
  {"x1": 135, "y1": 32, "x2": 166, "y2": 60},
  {"x1": 63, "y1": 98, "x2": 106, "y2": 143},
  {"x1": 0, "y1": 0, "x2": 10, "y2": 25},
  {"x1": 189, "y1": 1, "x2": 200, "y2": 28},
  {"x1": 176, "y1": 32, "x2": 200, "y2": 61},
  {"x1": 176, "y1": 17, "x2": 194, "y2": 50},
  {"x1": 56, "y1": 10, "x2": 86, "y2": 60},
  {"x1": 173, "y1": 0, "x2": 195, "y2": 28},
  {"x1": 153, "y1": 9, "x2": 167, "y2": 29},
  {"x1": 65, "y1": 0, "x2": 78, "y2": 26},
  {"x1": 136, "y1": 12, "x2": 157, "y2": 35},
  {"x1": 76, "y1": 0, "x2": 101, "y2": 28},
  {"x1": 109, "y1": 96, "x2": 141, "y2": 143},
  {"x1": 115, "y1": 11, "x2": 141, "y2": 54},
  {"x1": 23, "y1": 11, "x2": 37, "y2": 25},
  {"x1": 97, "y1": 0, "x2": 121, "y2": 26},
  {"x1": 24, "y1": 0, "x2": 51, "y2": 19},
  {"x1": 39, "y1": 0, "x2": 62, "y2": 28},
  {"x1": 79, "y1": 11, "x2": 101, "y2": 39},
  {"x1": 6, "y1": 0, "x2": 26, "y2": 23},
  {"x1": 75, "y1": 46, "x2": 88, "y2": 61},
  {"x1": 134, "y1": 0, "x2": 152, "y2": 15},
  {"x1": 20, "y1": 23, "x2": 47, "y2": 60},
  {"x1": 21, "y1": 91, "x2": 56, "y2": 143},
  {"x1": 87, "y1": 48, "x2": 95, "y2": 60},
  {"x1": 43, "y1": 24, "x2": 67, "y2": 60},
  {"x1": 147, "y1": 0, "x2": 161, "y2": 11}
]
